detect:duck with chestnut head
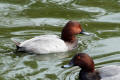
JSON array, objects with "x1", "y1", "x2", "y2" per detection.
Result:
[
  {"x1": 62, "y1": 53, "x2": 120, "y2": 80},
  {"x1": 62, "y1": 53, "x2": 101, "y2": 80},
  {"x1": 13, "y1": 21, "x2": 90, "y2": 54}
]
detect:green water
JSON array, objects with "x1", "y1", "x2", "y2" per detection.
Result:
[{"x1": 0, "y1": 0, "x2": 120, "y2": 80}]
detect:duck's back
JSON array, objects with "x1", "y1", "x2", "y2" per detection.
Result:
[
  {"x1": 98, "y1": 65, "x2": 120, "y2": 80},
  {"x1": 19, "y1": 35, "x2": 68, "y2": 54}
]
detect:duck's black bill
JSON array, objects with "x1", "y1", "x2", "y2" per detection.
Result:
[
  {"x1": 80, "y1": 29, "x2": 90, "y2": 36},
  {"x1": 61, "y1": 64, "x2": 73, "y2": 68},
  {"x1": 61, "y1": 60, "x2": 74, "y2": 68}
]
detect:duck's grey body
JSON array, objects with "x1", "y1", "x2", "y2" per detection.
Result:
[{"x1": 17, "y1": 35, "x2": 68, "y2": 54}]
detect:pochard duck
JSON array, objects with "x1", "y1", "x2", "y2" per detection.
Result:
[
  {"x1": 62, "y1": 53, "x2": 120, "y2": 80},
  {"x1": 13, "y1": 21, "x2": 90, "y2": 54}
]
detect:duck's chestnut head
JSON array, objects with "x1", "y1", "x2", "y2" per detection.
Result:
[{"x1": 62, "y1": 53, "x2": 95, "y2": 72}]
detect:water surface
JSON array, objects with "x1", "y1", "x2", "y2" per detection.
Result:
[{"x1": 0, "y1": 0, "x2": 120, "y2": 80}]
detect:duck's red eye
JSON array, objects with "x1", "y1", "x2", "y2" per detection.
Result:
[{"x1": 77, "y1": 56, "x2": 81, "y2": 59}]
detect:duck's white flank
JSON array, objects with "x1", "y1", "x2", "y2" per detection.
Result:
[{"x1": 19, "y1": 35, "x2": 68, "y2": 54}]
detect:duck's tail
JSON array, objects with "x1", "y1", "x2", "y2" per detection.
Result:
[
  {"x1": 12, "y1": 40, "x2": 26, "y2": 52},
  {"x1": 12, "y1": 40, "x2": 21, "y2": 50}
]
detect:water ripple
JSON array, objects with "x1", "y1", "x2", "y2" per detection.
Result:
[
  {"x1": 93, "y1": 13, "x2": 120, "y2": 23},
  {"x1": 0, "y1": 17, "x2": 68, "y2": 27},
  {"x1": 0, "y1": 3, "x2": 24, "y2": 17},
  {"x1": 71, "y1": 3, "x2": 106, "y2": 17},
  {"x1": 58, "y1": 67, "x2": 79, "y2": 80}
]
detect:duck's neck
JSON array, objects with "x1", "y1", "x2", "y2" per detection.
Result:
[
  {"x1": 81, "y1": 64, "x2": 95, "y2": 73},
  {"x1": 81, "y1": 67, "x2": 95, "y2": 73},
  {"x1": 61, "y1": 33, "x2": 76, "y2": 43}
]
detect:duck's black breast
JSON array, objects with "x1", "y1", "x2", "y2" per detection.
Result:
[{"x1": 79, "y1": 70, "x2": 101, "y2": 80}]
